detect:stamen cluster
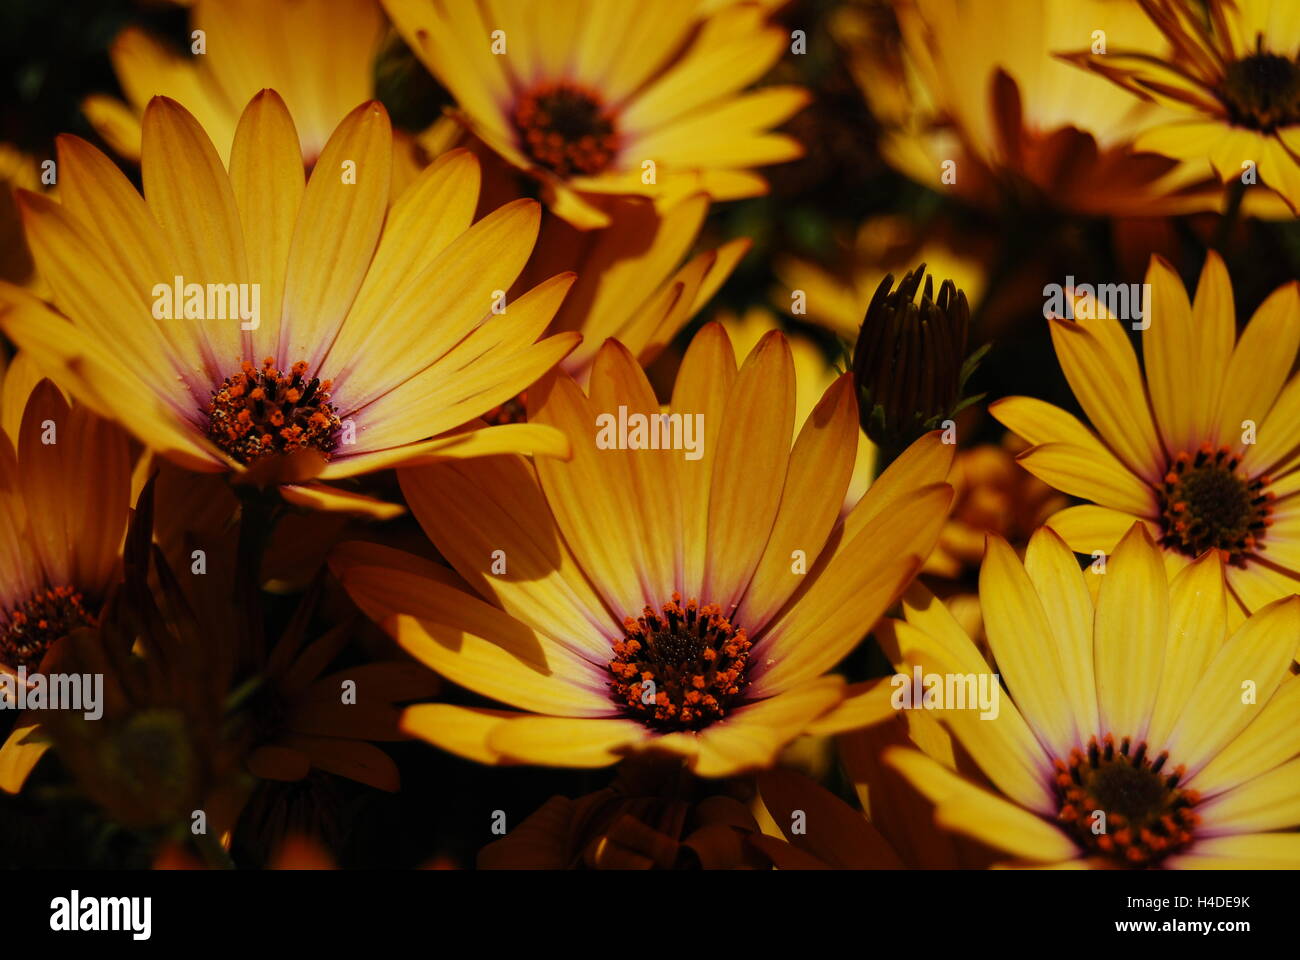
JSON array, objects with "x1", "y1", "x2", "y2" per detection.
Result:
[
  {"x1": 513, "y1": 83, "x2": 620, "y2": 177},
  {"x1": 207, "y1": 358, "x2": 341, "y2": 464},
  {"x1": 609, "y1": 594, "x2": 751, "y2": 731},
  {"x1": 0, "y1": 585, "x2": 93, "y2": 670},
  {"x1": 1055, "y1": 734, "x2": 1200, "y2": 866},
  {"x1": 1157, "y1": 444, "x2": 1273, "y2": 564}
]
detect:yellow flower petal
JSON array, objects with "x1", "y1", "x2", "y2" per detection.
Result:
[
  {"x1": 228, "y1": 89, "x2": 304, "y2": 362},
  {"x1": 486, "y1": 715, "x2": 650, "y2": 768},
  {"x1": 0, "y1": 721, "x2": 48, "y2": 794},
  {"x1": 879, "y1": 618, "x2": 1055, "y2": 814},
  {"x1": 586, "y1": 339, "x2": 684, "y2": 602},
  {"x1": 980, "y1": 534, "x2": 1080, "y2": 756},
  {"x1": 1196, "y1": 757, "x2": 1300, "y2": 835},
  {"x1": 401, "y1": 703, "x2": 519, "y2": 765},
  {"x1": 1169, "y1": 833, "x2": 1300, "y2": 869},
  {"x1": 690, "y1": 676, "x2": 843, "y2": 778},
  {"x1": 397, "y1": 454, "x2": 616, "y2": 662},
  {"x1": 1145, "y1": 550, "x2": 1229, "y2": 749},
  {"x1": 1215, "y1": 280, "x2": 1300, "y2": 457},
  {"x1": 1188, "y1": 668, "x2": 1300, "y2": 799},
  {"x1": 990, "y1": 395, "x2": 1105, "y2": 448},
  {"x1": 1144, "y1": 253, "x2": 1229, "y2": 453},
  {"x1": 1022, "y1": 526, "x2": 1100, "y2": 740},
  {"x1": 886, "y1": 747, "x2": 1079, "y2": 863},
  {"x1": 279, "y1": 100, "x2": 391, "y2": 371},
  {"x1": 702, "y1": 330, "x2": 795, "y2": 613},
  {"x1": 1166, "y1": 595, "x2": 1300, "y2": 778},
  {"x1": 753, "y1": 482, "x2": 951, "y2": 695},
  {"x1": 529, "y1": 370, "x2": 656, "y2": 619},
  {"x1": 1094, "y1": 523, "x2": 1168, "y2": 741},
  {"x1": 338, "y1": 565, "x2": 614, "y2": 718},
  {"x1": 141, "y1": 95, "x2": 249, "y2": 373},
  {"x1": 1048, "y1": 315, "x2": 1165, "y2": 484},
  {"x1": 278, "y1": 482, "x2": 404, "y2": 520},
  {"x1": 671, "y1": 322, "x2": 737, "y2": 595},
  {"x1": 1045, "y1": 504, "x2": 1157, "y2": 556},
  {"x1": 736, "y1": 373, "x2": 858, "y2": 633},
  {"x1": 1016, "y1": 442, "x2": 1155, "y2": 518},
  {"x1": 320, "y1": 421, "x2": 570, "y2": 480}
]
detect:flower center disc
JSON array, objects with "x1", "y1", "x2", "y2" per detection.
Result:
[
  {"x1": 207, "y1": 358, "x2": 341, "y2": 465},
  {"x1": 513, "y1": 82, "x2": 620, "y2": 177},
  {"x1": 1222, "y1": 52, "x2": 1300, "y2": 131},
  {"x1": 608, "y1": 594, "x2": 751, "y2": 731},
  {"x1": 1157, "y1": 445, "x2": 1272, "y2": 564},
  {"x1": 0, "y1": 585, "x2": 93, "y2": 670},
  {"x1": 1055, "y1": 734, "x2": 1200, "y2": 866}
]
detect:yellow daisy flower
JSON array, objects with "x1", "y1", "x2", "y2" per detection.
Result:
[
  {"x1": 885, "y1": 523, "x2": 1300, "y2": 869},
  {"x1": 993, "y1": 252, "x2": 1300, "y2": 617},
  {"x1": 84, "y1": 0, "x2": 388, "y2": 167},
  {"x1": 383, "y1": 0, "x2": 808, "y2": 228},
  {"x1": 332, "y1": 324, "x2": 955, "y2": 777},
  {"x1": 0, "y1": 92, "x2": 578, "y2": 515},
  {"x1": 1059, "y1": 0, "x2": 1300, "y2": 214},
  {"x1": 0, "y1": 373, "x2": 133, "y2": 795},
  {"x1": 843, "y1": 0, "x2": 1225, "y2": 216}
]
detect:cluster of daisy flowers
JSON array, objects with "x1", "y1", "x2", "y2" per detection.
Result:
[{"x1": 0, "y1": 0, "x2": 1295, "y2": 874}]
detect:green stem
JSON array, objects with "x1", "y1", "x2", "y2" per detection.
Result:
[
  {"x1": 234, "y1": 489, "x2": 278, "y2": 588},
  {"x1": 233, "y1": 488, "x2": 280, "y2": 663}
]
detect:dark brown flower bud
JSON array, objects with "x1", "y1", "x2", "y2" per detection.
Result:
[{"x1": 851, "y1": 263, "x2": 987, "y2": 451}]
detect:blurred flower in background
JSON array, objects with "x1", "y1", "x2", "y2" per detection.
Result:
[
  {"x1": 383, "y1": 0, "x2": 808, "y2": 227},
  {"x1": 83, "y1": 0, "x2": 388, "y2": 166},
  {"x1": 0, "y1": 376, "x2": 133, "y2": 795},
  {"x1": 0, "y1": 145, "x2": 44, "y2": 292},
  {"x1": 1060, "y1": 0, "x2": 1300, "y2": 214},
  {"x1": 841, "y1": 0, "x2": 1222, "y2": 216},
  {"x1": 773, "y1": 214, "x2": 986, "y2": 345}
]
